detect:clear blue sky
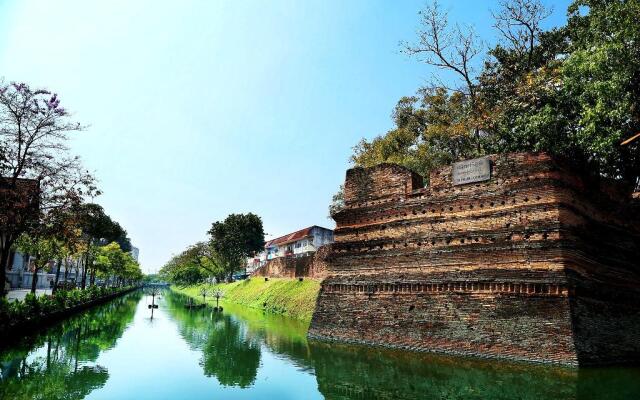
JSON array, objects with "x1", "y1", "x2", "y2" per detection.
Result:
[{"x1": 0, "y1": 0, "x2": 571, "y2": 272}]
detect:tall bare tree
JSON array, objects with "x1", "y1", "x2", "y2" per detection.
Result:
[
  {"x1": 492, "y1": 0, "x2": 552, "y2": 69},
  {"x1": 401, "y1": 1, "x2": 484, "y2": 151},
  {"x1": 0, "y1": 81, "x2": 98, "y2": 295}
]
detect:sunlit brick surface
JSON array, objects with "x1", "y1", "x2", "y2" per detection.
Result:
[{"x1": 309, "y1": 153, "x2": 640, "y2": 366}]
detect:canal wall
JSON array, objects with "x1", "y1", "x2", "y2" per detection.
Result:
[
  {"x1": 308, "y1": 152, "x2": 640, "y2": 366},
  {"x1": 252, "y1": 245, "x2": 330, "y2": 279}
]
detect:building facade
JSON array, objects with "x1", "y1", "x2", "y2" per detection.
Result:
[
  {"x1": 5, "y1": 251, "x2": 74, "y2": 290},
  {"x1": 247, "y1": 226, "x2": 334, "y2": 273}
]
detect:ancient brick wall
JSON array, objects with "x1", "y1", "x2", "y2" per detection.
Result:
[
  {"x1": 308, "y1": 153, "x2": 640, "y2": 366},
  {"x1": 252, "y1": 245, "x2": 330, "y2": 279}
]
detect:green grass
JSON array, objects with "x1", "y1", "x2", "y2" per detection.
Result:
[{"x1": 171, "y1": 278, "x2": 321, "y2": 324}]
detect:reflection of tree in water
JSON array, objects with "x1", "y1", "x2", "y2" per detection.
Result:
[
  {"x1": 0, "y1": 361, "x2": 108, "y2": 400},
  {"x1": 0, "y1": 292, "x2": 141, "y2": 400},
  {"x1": 130, "y1": 291, "x2": 640, "y2": 400},
  {"x1": 165, "y1": 293, "x2": 261, "y2": 388},
  {"x1": 200, "y1": 315, "x2": 260, "y2": 388}
]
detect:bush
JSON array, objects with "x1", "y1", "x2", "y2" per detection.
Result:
[
  {"x1": 0, "y1": 285, "x2": 138, "y2": 336},
  {"x1": 53, "y1": 290, "x2": 69, "y2": 308}
]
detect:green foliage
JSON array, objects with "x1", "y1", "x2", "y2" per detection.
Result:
[
  {"x1": 93, "y1": 241, "x2": 142, "y2": 285},
  {"x1": 352, "y1": 89, "x2": 479, "y2": 180},
  {"x1": 159, "y1": 242, "x2": 220, "y2": 285},
  {"x1": 350, "y1": 0, "x2": 640, "y2": 191},
  {"x1": 173, "y1": 278, "x2": 321, "y2": 324},
  {"x1": 15, "y1": 234, "x2": 63, "y2": 273},
  {"x1": 162, "y1": 212, "x2": 266, "y2": 285},
  {"x1": 208, "y1": 213, "x2": 265, "y2": 278},
  {"x1": 0, "y1": 286, "x2": 133, "y2": 336},
  {"x1": 76, "y1": 203, "x2": 131, "y2": 251}
]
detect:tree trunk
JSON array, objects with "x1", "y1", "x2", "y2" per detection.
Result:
[
  {"x1": 81, "y1": 252, "x2": 89, "y2": 289},
  {"x1": 75, "y1": 259, "x2": 81, "y2": 287},
  {"x1": 0, "y1": 245, "x2": 10, "y2": 297},
  {"x1": 90, "y1": 266, "x2": 96, "y2": 287},
  {"x1": 0, "y1": 234, "x2": 16, "y2": 297},
  {"x1": 46, "y1": 337, "x2": 51, "y2": 369},
  {"x1": 63, "y1": 258, "x2": 69, "y2": 283},
  {"x1": 53, "y1": 258, "x2": 62, "y2": 294},
  {"x1": 31, "y1": 266, "x2": 40, "y2": 294}
]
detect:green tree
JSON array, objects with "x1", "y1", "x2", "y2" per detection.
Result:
[
  {"x1": 159, "y1": 242, "x2": 225, "y2": 285},
  {"x1": 351, "y1": 0, "x2": 640, "y2": 192},
  {"x1": 208, "y1": 213, "x2": 265, "y2": 281},
  {"x1": 352, "y1": 89, "x2": 478, "y2": 179},
  {"x1": 93, "y1": 242, "x2": 141, "y2": 287},
  {"x1": 15, "y1": 234, "x2": 61, "y2": 294},
  {"x1": 0, "y1": 81, "x2": 98, "y2": 296},
  {"x1": 76, "y1": 203, "x2": 131, "y2": 288}
]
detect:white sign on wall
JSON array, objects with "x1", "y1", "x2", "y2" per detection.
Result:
[{"x1": 452, "y1": 157, "x2": 491, "y2": 186}]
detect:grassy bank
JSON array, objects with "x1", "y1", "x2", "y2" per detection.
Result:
[{"x1": 172, "y1": 278, "x2": 321, "y2": 324}]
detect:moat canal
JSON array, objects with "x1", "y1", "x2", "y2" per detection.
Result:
[{"x1": 1, "y1": 290, "x2": 639, "y2": 399}]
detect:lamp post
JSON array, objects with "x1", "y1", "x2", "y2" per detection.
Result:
[
  {"x1": 212, "y1": 289, "x2": 224, "y2": 312},
  {"x1": 146, "y1": 286, "x2": 160, "y2": 319}
]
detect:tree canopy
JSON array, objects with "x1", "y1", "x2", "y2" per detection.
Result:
[
  {"x1": 208, "y1": 213, "x2": 265, "y2": 274},
  {"x1": 350, "y1": 0, "x2": 640, "y2": 192},
  {"x1": 160, "y1": 213, "x2": 265, "y2": 285},
  {"x1": 0, "y1": 81, "x2": 98, "y2": 293}
]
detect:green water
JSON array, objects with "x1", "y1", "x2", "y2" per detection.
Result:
[{"x1": 1, "y1": 290, "x2": 639, "y2": 400}]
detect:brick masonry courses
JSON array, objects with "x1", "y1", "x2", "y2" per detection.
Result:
[
  {"x1": 308, "y1": 152, "x2": 640, "y2": 366},
  {"x1": 252, "y1": 245, "x2": 330, "y2": 279}
]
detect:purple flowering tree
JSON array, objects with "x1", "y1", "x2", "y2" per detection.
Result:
[{"x1": 0, "y1": 81, "x2": 99, "y2": 295}]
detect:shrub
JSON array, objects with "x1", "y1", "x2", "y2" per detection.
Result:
[{"x1": 0, "y1": 286, "x2": 135, "y2": 337}]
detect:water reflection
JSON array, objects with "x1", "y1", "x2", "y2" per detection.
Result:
[
  {"x1": 166, "y1": 292, "x2": 640, "y2": 400},
  {"x1": 1, "y1": 290, "x2": 639, "y2": 400},
  {"x1": 311, "y1": 342, "x2": 576, "y2": 399},
  {"x1": 165, "y1": 291, "x2": 261, "y2": 387},
  {"x1": 0, "y1": 292, "x2": 141, "y2": 400}
]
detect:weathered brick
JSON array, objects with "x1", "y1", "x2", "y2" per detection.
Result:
[{"x1": 308, "y1": 153, "x2": 640, "y2": 366}]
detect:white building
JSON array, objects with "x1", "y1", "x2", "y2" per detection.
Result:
[
  {"x1": 247, "y1": 226, "x2": 334, "y2": 273},
  {"x1": 130, "y1": 246, "x2": 139, "y2": 262},
  {"x1": 5, "y1": 251, "x2": 69, "y2": 290}
]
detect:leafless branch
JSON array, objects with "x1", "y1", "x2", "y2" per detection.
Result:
[
  {"x1": 491, "y1": 0, "x2": 552, "y2": 68},
  {"x1": 401, "y1": 1, "x2": 483, "y2": 105}
]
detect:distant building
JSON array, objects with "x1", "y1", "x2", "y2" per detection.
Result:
[
  {"x1": 247, "y1": 226, "x2": 334, "y2": 273},
  {"x1": 130, "y1": 246, "x2": 139, "y2": 262},
  {"x1": 5, "y1": 250, "x2": 67, "y2": 290}
]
